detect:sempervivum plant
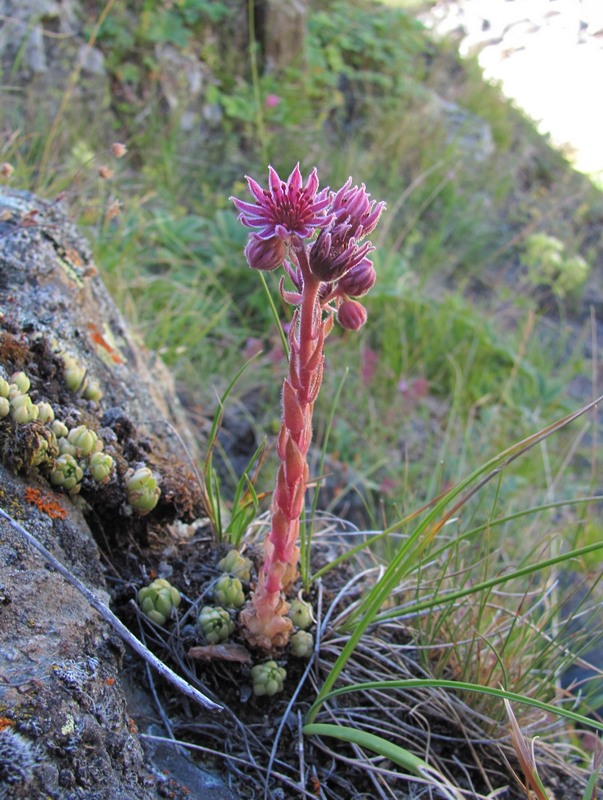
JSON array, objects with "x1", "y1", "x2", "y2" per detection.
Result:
[
  {"x1": 231, "y1": 164, "x2": 384, "y2": 652},
  {"x1": 137, "y1": 578, "x2": 181, "y2": 626}
]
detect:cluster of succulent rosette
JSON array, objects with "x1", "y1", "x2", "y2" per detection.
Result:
[
  {"x1": 0, "y1": 361, "x2": 159, "y2": 516},
  {"x1": 229, "y1": 164, "x2": 385, "y2": 652},
  {"x1": 137, "y1": 548, "x2": 317, "y2": 696}
]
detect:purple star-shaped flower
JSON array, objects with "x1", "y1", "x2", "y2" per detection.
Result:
[{"x1": 231, "y1": 163, "x2": 333, "y2": 242}]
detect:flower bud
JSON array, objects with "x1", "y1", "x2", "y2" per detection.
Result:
[
  {"x1": 126, "y1": 467, "x2": 161, "y2": 516},
  {"x1": 198, "y1": 605, "x2": 234, "y2": 644},
  {"x1": 309, "y1": 223, "x2": 373, "y2": 283},
  {"x1": 31, "y1": 438, "x2": 50, "y2": 466},
  {"x1": 98, "y1": 165, "x2": 114, "y2": 180},
  {"x1": 251, "y1": 660, "x2": 286, "y2": 697},
  {"x1": 290, "y1": 630, "x2": 314, "y2": 659},
  {"x1": 137, "y1": 578, "x2": 181, "y2": 626},
  {"x1": 217, "y1": 550, "x2": 253, "y2": 582},
  {"x1": 244, "y1": 235, "x2": 287, "y2": 272},
  {"x1": 89, "y1": 451, "x2": 114, "y2": 484},
  {"x1": 337, "y1": 299, "x2": 368, "y2": 331},
  {"x1": 287, "y1": 596, "x2": 314, "y2": 630},
  {"x1": 49, "y1": 453, "x2": 83, "y2": 493},
  {"x1": 10, "y1": 372, "x2": 30, "y2": 395},
  {"x1": 214, "y1": 574, "x2": 245, "y2": 609},
  {"x1": 337, "y1": 257, "x2": 376, "y2": 297}
]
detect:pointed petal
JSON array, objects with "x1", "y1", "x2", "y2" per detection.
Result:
[
  {"x1": 287, "y1": 163, "x2": 302, "y2": 193},
  {"x1": 268, "y1": 165, "x2": 282, "y2": 195},
  {"x1": 247, "y1": 175, "x2": 268, "y2": 203}
]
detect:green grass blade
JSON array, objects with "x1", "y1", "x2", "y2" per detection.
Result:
[
  {"x1": 374, "y1": 538, "x2": 603, "y2": 624},
  {"x1": 581, "y1": 763, "x2": 601, "y2": 800},
  {"x1": 302, "y1": 722, "x2": 438, "y2": 776},
  {"x1": 311, "y1": 395, "x2": 603, "y2": 708},
  {"x1": 258, "y1": 271, "x2": 288, "y2": 357},
  {"x1": 311, "y1": 493, "x2": 603, "y2": 583},
  {"x1": 203, "y1": 352, "x2": 262, "y2": 538},
  {"x1": 306, "y1": 678, "x2": 603, "y2": 732}
]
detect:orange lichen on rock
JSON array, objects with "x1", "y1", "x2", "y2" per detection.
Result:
[{"x1": 24, "y1": 486, "x2": 68, "y2": 520}]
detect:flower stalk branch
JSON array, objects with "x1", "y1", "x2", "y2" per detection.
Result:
[{"x1": 231, "y1": 164, "x2": 384, "y2": 651}]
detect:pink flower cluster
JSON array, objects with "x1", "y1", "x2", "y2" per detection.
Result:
[
  {"x1": 231, "y1": 165, "x2": 384, "y2": 651},
  {"x1": 232, "y1": 163, "x2": 384, "y2": 331}
]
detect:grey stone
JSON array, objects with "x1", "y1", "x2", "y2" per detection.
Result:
[
  {"x1": 262, "y1": 0, "x2": 308, "y2": 72},
  {"x1": 77, "y1": 44, "x2": 106, "y2": 77},
  {"x1": 0, "y1": 189, "x2": 219, "y2": 798}
]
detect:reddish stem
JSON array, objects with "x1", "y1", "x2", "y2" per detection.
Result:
[{"x1": 240, "y1": 242, "x2": 327, "y2": 650}]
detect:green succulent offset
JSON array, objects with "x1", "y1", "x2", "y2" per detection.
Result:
[
  {"x1": 137, "y1": 578, "x2": 181, "y2": 626},
  {"x1": 251, "y1": 660, "x2": 287, "y2": 698}
]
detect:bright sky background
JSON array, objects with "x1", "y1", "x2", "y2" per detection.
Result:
[{"x1": 417, "y1": 0, "x2": 603, "y2": 180}]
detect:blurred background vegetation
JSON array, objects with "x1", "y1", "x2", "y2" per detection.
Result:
[{"x1": 2, "y1": 0, "x2": 603, "y2": 567}]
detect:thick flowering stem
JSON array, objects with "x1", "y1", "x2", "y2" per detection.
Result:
[
  {"x1": 240, "y1": 247, "x2": 325, "y2": 651},
  {"x1": 232, "y1": 165, "x2": 384, "y2": 652}
]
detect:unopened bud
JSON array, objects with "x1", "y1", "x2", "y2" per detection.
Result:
[
  {"x1": 245, "y1": 235, "x2": 287, "y2": 272},
  {"x1": 98, "y1": 165, "x2": 114, "y2": 180},
  {"x1": 337, "y1": 257, "x2": 376, "y2": 297},
  {"x1": 62, "y1": 354, "x2": 87, "y2": 393},
  {"x1": 36, "y1": 402, "x2": 55, "y2": 424},
  {"x1": 49, "y1": 453, "x2": 83, "y2": 493},
  {"x1": 51, "y1": 420, "x2": 69, "y2": 439},
  {"x1": 288, "y1": 596, "x2": 314, "y2": 630},
  {"x1": 83, "y1": 379, "x2": 103, "y2": 403},
  {"x1": 137, "y1": 578, "x2": 181, "y2": 626},
  {"x1": 67, "y1": 424, "x2": 99, "y2": 457},
  {"x1": 10, "y1": 394, "x2": 38, "y2": 424},
  {"x1": 10, "y1": 372, "x2": 30, "y2": 394},
  {"x1": 337, "y1": 299, "x2": 368, "y2": 331},
  {"x1": 126, "y1": 467, "x2": 160, "y2": 516},
  {"x1": 89, "y1": 451, "x2": 114, "y2": 484}
]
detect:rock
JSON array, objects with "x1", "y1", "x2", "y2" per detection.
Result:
[
  {"x1": 431, "y1": 94, "x2": 495, "y2": 162},
  {"x1": 0, "y1": 188, "x2": 204, "y2": 472},
  {"x1": 0, "y1": 466, "x2": 155, "y2": 800},
  {"x1": 0, "y1": 188, "x2": 222, "y2": 798},
  {"x1": 155, "y1": 44, "x2": 209, "y2": 116},
  {"x1": 77, "y1": 44, "x2": 106, "y2": 77},
  {"x1": 0, "y1": 0, "x2": 111, "y2": 140},
  {"x1": 261, "y1": 0, "x2": 308, "y2": 72}
]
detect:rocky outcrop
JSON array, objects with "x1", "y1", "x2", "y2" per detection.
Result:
[{"x1": 0, "y1": 188, "x2": 228, "y2": 799}]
